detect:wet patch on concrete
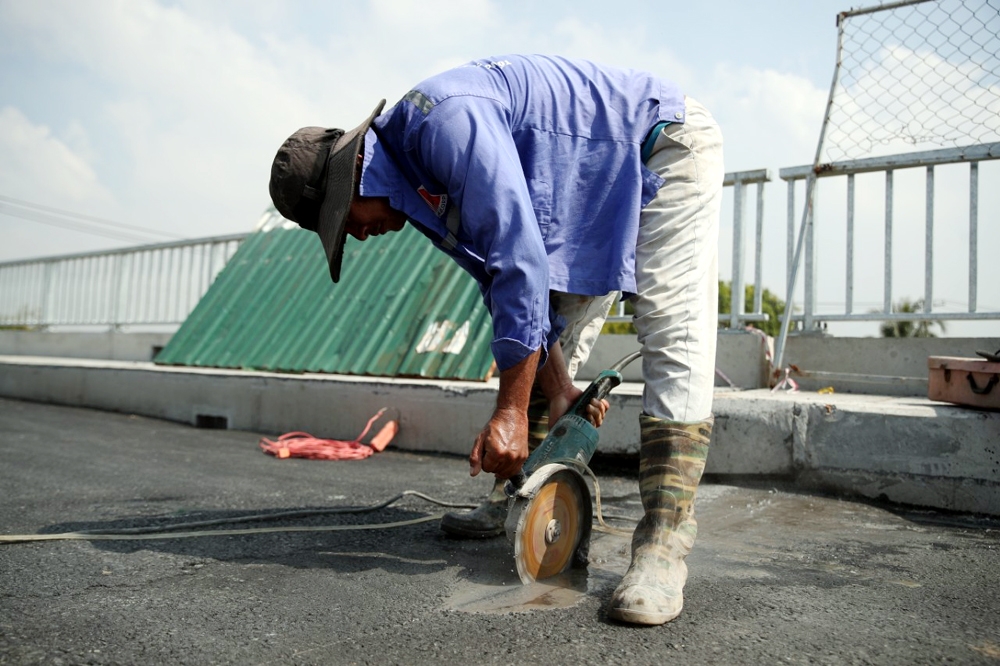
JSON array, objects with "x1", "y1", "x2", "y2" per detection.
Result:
[
  {"x1": 442, "y1": 474, "x2": 650, "y2": 614},
  {"x1": 444, "y1": 480, "x2": 1000, "y2": 614},
  {"x1": 442, "y1": 531, "x2": 630, "y2": 614}
]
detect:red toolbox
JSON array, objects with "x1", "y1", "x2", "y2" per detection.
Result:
[{"x1": 928, "y1": 354, "x2": 1000, "y2": 410}]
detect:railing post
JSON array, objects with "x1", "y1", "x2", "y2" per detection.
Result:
[
  {"x1": 753, "y1": 180, "x2": 765, "y2": 314},
  {"x1": 122, "y1": 253, "x2": 134, "y2": 329},
  {"x1": 786, "y1": 179, "x2": 795, "y2": 309},
  {"x1": 884, "y1": 169, "x2": 894, "y2": 314},
  {"x1": 969, "y1": 161, "x2": 978, "y2": 313},
  {"x1": 924, "y1": 165, "x2": 934, "y2": 314},
  {"x1": 803, "y1": 179, "x2": 817, "y2": 332},
  {"x1": 109, "y1": 254, "x2": 121, "y2": 329},
  {"x1": 731, "y1": 178, "x2": 746, "y2": 330},
  {"x1": 846, "y1": 174, "x2": 855, "y2": 315},
  {"x1": 40, "y1": 262, "x2": 52, "y2": 328},
  {"x1": 167, "y1": 246, "x2": 177, "y2": 323}
]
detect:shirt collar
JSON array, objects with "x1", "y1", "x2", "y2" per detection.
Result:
[{"x1": 359, "y1": 128, "x2": 396, "y2": 199}]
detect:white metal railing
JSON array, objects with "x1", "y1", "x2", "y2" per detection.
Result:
[
  {"x1": 0, "y1": 234, "x2": 247, "y2": 328},
  {"x1": 779, "y1": 142, "x2": 1000, "y2": 331},
  {"x1": 2, "y1": 146, "x2": 995, "y2": 337}
]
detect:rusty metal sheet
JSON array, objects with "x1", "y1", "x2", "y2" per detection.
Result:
[{"x1": 155, "y1": 217, "x2": 496, "y2": 381}]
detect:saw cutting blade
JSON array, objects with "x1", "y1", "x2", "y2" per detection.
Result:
[{"x1": 509, "y1": 470, "x2": 588, "y2": 584}]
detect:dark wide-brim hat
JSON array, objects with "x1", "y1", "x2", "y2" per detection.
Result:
[{"x1": 269, "y1": 99, "x2": 387, "y2": 283}]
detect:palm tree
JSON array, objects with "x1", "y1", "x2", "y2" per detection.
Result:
[{"x1": 877, "y1": 298, "x2": 946, "y2": 338}]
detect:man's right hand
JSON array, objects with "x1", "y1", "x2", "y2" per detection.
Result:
[{"x1": 469, "y1": 407, "x2": 528, "y2": 479}]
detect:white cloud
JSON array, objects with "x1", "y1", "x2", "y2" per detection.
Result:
[
  {"x1": 546, "y1": 17, "x2": 694, "y2": 85},
  {"x1": 0, "y1": 106, "x2": 124, "y2": 260},
  {"x1": 370, "y1": 0, "x2": 498, "y2": 28},
  {"x1": 0, "y1": 0, "x2": 339, "y2": 240},
  {"x1": 703, "y1": 63, "x2": 828, "y2": 172},
  {"x1": 0, "y1": 105, "x2": 114, "y2": 208}
]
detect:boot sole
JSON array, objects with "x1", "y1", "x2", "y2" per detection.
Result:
[
  {"x1": 439, "y1": 519, "x2": 505, "y2": 539},
  {"x1": 607, "y1": 604, "x2": 682, "y2": 626}
]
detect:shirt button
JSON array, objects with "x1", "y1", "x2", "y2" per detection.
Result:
[{"x1": 675, "y1": 111, "x2": 684, "y2": 120}]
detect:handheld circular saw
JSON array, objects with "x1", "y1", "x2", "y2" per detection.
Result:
[{"x1": 504, "y1": 351, "x2": 640, "y2": 584}]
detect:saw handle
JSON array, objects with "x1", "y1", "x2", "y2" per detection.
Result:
[{"x1": 570, "y1": 369, "x2": 623, "y2": 419}]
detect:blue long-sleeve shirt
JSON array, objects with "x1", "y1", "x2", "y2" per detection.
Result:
[{"x1": 359, "y1": 55, "x2": 685, "y2": 371}]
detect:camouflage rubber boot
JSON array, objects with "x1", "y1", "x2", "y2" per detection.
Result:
[
  {"x1": 440, "y1": 386, "x2": 549, "y2": 538},
  {"x1": 607, "y1": 415, "x2": 712, "y2": 625}
]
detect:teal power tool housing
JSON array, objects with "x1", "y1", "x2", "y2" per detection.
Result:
[{"x1": 504, "y1": 351, "x2": 641, "y2": 584}]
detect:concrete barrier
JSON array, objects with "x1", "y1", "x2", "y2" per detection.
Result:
[
  {"x1": 0, "y1": 331, "x2": 172, "y2": 362},
  {"x1": 2, "y1": 355, "x2": 997, "y2": 515}
]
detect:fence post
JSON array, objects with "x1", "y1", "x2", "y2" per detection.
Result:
[{"x1": 730, "y1": 178, "x2": 746, "y2": 330}]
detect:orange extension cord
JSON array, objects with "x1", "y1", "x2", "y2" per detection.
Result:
[{"x1": 258, "y1": 408, "x2": 398, "y2": 461}]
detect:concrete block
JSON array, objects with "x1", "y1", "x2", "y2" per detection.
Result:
[
  {"x1": 708, "y1": 391, "x2": 795, "y2": 475},
  {"x1": 784, "y1": 336, "x2": 1000, "y2": 396},
  {"x1": 747, "y1": 389, "x2": 1000, "y2": 514}
]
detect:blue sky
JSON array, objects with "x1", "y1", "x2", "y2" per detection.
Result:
[{"x1": 0, "y1": 0, "x2": 996, "y2": 335}]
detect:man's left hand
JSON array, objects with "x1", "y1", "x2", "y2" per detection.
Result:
[{"x1": 548, "y1": 386, "x2": 610, "y2": 428}]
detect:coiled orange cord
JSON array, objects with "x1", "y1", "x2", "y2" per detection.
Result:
[{"x1": 258, "y1": 408, "x2": 398, "y2": 460}]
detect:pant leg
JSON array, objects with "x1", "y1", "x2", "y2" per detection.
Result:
[
  {"x1": 632, "y1": 97, "x2": 723, "y2": 422},
  {"x1": 551, "y1": 290, "x2": 618, "y2": 379}
]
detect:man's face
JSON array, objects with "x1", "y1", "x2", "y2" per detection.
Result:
[{"x1": 345, "y1": 195, "x2": 407, "y2": 241}]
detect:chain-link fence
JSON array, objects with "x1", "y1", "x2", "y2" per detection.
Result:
[
  {"x1": 822, "y1": 0, "x2": 1000, "y2": 163},
  {"x1": 773, "y1": 0, "x2": 1000, "y2": 376}
]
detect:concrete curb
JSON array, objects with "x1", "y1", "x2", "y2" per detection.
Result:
[
  {"x1": 710, "y1": 390, "x2": 1000, "y2": 514},
  {"x1": 2, "y1": 356, "x2": 997, "y2": 515}
]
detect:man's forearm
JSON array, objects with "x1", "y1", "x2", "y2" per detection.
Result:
[
  {"x1": 496, "y1": 347, "x2": 542, "y2": 414},
  {"x1": 469, "y1": 347, "x2": 541, "y2": 478},
  {"x1": 535, "y1": 340, "x2": 573, "y2": 401}
]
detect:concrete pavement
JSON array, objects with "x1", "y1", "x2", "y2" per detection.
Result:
[{"x1": 2, "y1": 398, "x2": 998, "y2": 665}]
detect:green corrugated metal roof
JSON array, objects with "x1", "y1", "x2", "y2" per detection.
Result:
[{"x1": 155, "y1": 214, "x2": 496, "y2": 381}]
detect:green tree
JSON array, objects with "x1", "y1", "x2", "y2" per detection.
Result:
[
  {"x1": 601, "y1": 297, "x2": 636, "y2": 335},
  {"x1": 718, "y1": 280, "x2": 786, "y2": 337},
  {"x1": 877, "y1": 298, "x2": 946, "y2": 338}
]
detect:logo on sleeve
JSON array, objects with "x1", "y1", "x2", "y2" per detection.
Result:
[{"x1": 417, "y1": 186, "x2": 448, "y2": 217}]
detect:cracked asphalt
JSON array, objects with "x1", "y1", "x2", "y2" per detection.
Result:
[{"x1": 1, "y1": 397, "x2": 998, "y2": 665}]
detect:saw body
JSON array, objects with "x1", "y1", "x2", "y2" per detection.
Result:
[{"x1": 505, "y1": 358, "x2": 638, "y2": 584}]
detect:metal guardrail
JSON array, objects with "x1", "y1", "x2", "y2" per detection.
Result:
[
  {"x1": 2, "y1": 144, "x2": 996, "y2": 335},
  {"x1": 2, "y1": 169, "x2": 779, "y2": 332},
  {"x1": 0, "y1": 234, "x2": 247, "y2": 328},
  {"x1": 779, "y1": 142, "x2": 1000, "y2": 330}
]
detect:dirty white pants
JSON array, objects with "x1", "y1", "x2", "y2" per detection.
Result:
[
  {"x1": 549, "y1": 97, "x2": 723, "y2": 422},
  {"x1": 634, "y1": 96, "x2": 723, "y2": 422}
]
